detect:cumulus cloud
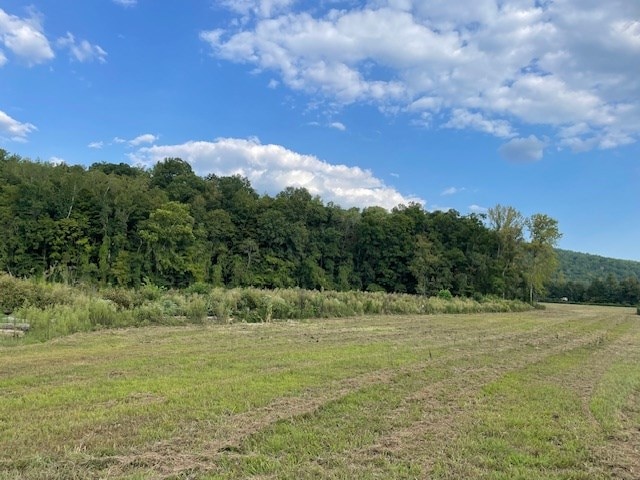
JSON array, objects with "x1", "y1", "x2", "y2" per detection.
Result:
[
  {"x1": 88, "y1": 141, "x2": 104, "y2": 149},
  {"x1": 498, "y1": 135, "x2": 545, "y2": 163},
  {"x1": 443, "y1": 109, "x2": 514, "y2": 138},
  {"x1": 0, "y1": 109, "x2": 37, "y2": 141},
  {"x1": 57, "y1": 33, "x2": 107, "y2": 63},
  {"x1": 329, "y1": 121, "x2": 346, "y2": 131},
  {"x1": 0, "y1": 8, "x2": 54, "y2": 65},
  {"x1": 130, "y1": 137, "x2": 424, "y2": 210},
  {"x1": 203, "y1": 0, "x2": 640, "y2": 152},
  {"x1": 129, "y1": 133, "x2": 158, "y2": 146},
  {"x1": 218, "y1": 0, "x2": 294, "y2": 19}
]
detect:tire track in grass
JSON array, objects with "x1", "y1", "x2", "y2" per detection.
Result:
[
  {"x1": 423, "y1": 308, "x2": 638, "y2": 479},
  {"x1": 316, "y1": 310, "x2": 631, "y2": 478},
  {"x1": 165, "y1": 311, "x2": 620, "y2": 478},
  {"x1": 99, "y1": 312, "x2": 568, "y2": 478},
  {"x1": 5, "y1": 307, "x2": 620, "y2": 479},
  {"x1": 587, "y1": 316, "x2": 640, "y2": 480},
  {"x1": 4, "y1": 313, "x2": 544, "y2": 479}
]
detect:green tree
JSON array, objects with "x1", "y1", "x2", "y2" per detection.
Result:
[
  {"x1": 139, "y1": 201, "x2": 199, "y2": 287},
  {"x1": 523, "y1": 213, "x2": 562, "y2": 303},
  {"x1": 150, "y1": 158, "x2": 204, "y2": 203},
  {"x1": 487, "y1": 205, "x2": 525, "y2": 298},
  {"x1": 409, "y1": 234, "x2": 440, "y2": 296}
]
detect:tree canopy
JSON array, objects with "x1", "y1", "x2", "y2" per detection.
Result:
[{"x1": 0, "y1": 150, "x2": 569, "y2": 301}]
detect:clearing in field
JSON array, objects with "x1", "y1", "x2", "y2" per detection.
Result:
[{"x1": 0, "y1": 304, "x2": 639, "y2": 479}]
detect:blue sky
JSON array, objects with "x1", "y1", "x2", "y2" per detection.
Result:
[{"x1": 1, "y1": 0, "x2": 639, "y2": 260}]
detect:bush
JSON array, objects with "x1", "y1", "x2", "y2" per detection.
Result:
[
  {"x1": 132, "y1": 304, "x2": 165, "y2": 326},
  {"x1": 184, "y1": 295, "x2": 208, "y2": 324},
  {"x1": 185, "y1": 282, "x2": 211, "y2": 295},
  {"x1": 437, "y1": 289, "x2": 453, "y2": 300},
  {"x1": 87, "y1": 299, "x2": 120, "y2": 328},
  {"x1": 0, "y1": 274, "x2": 30, "y2": 313},
  {"x1": 101, "y1": 288, "x2": 135, "y2": 310}
]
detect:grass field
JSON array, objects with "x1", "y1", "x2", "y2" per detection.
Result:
[{"x1": 1, "y1": 304, "x2": 639, "y2": 479}]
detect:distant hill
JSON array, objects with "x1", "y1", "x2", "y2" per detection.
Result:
[{"x1": 556, "y1": 249, "x2": 640, "y2": 283}]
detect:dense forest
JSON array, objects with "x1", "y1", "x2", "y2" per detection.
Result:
[
  {"x1": 547, "y1": 250, "x2": 640, "y2": 306},
  {"x1": 555, "y1": 249, "x2": 640, "y2": 282},
  {"x1": 0, "y1": 149, "x2": 573, "y2": 303}
]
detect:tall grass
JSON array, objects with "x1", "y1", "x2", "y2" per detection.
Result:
[{"x1": 0, "y1": 273, "x2": 532, "y2": 342}]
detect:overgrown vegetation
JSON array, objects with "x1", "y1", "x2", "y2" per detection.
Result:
[
  {"x1": 0, "y1": 304, "x2": 638, "y2": 479},
  {"x1": 0, "y1": 273, "x2": 530, "y2": 342},
  {"x1": 1, "y1": 150, "x2": 561, "y2": 302}
]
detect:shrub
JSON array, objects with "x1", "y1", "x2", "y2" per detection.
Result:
[
  {"x1": 101, "y1": 288, "x2": 135, "y2": 310},
  {"x1": 87, "y1": 299, "x2": 120, "y2": 328},
  {"x1": 132, "y1": 304, "x2": 165, "y2": 326},
  {"x1": 437, "y1": 289, "x2": 453, "y2": 300},
  {"x1": 0, "y1": 274, "x2": 30, "y2": 313},
  {"x1": 184, "y1": 295, "x2": 208, "y2": 324},
  {"x1": 185, "y1": 282, "x2": 211, "y2": 295}
]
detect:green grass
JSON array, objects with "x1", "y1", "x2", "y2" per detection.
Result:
[{"x1": 0, "y1": 304, "x2": 638, "y2": 479}]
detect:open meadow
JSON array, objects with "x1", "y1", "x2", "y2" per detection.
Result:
[{"x1": 1, "y1": 303, "x2": 639, "y2": 479}]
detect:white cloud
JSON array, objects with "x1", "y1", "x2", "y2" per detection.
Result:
[
  {"x1": 0, "y1": 109, "x2": 37, "y2": 141},
  {"x1": 48, "y1": 156, "x2": 66, "y2": 165},
  {"x1": 307, "y1": 121, "x2": 347, "y2": 131},
  {"x1": 57, "y1": 32, "x2": 107, "y2": 63},
  {"x1": 441, "y1": 186, "x2": 465, "y2": 196},
  {"x1": 0, "y1": 8, "x2": 54, "y2": 65},
  {"x1": 469, "y1": 204, "x2": 488, "y2": 214},
  {"x1": 88, "y1": 141, "x2": 104, "y2": 149},
  {"x1": 112, "y1": 136, "x2": 126, "y2": 144},
  {"x1": 113, "y1": 0, "x2": 137, "y2": 7},
  {"x1": 218, "y1": 0, "x2": 294, "y2": 19},
  {"x1": 130, "y1": 137, "x2": 424, "y2": 210},
  {"x1": 129, "y1": 133, "x2": 158, "y2": 146},
  {"x1": 498, "y1": 135, "x2": 545, "y2": 163},
  {"x1": 443, "y1": 109, "x2": 514, "y2": 138},
  {"x1": 204, "y1": 0, "x2": 640, "y2": 152}
]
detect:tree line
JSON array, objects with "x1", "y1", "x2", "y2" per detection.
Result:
[
  {"x1": 0, "y1": 150, "x2": 561, "y2": 301},
  {"x1": 547, "y1": 250, "x2": 640, "y2": 306},
  {"x1": 547, "y1": 275, "x2": 640, "y2": 306}
]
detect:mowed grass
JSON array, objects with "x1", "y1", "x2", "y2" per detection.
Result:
[{"x1": 0, "y1": 304, "x2": 639, "y2": 479}]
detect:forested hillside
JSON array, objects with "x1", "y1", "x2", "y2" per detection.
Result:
[
  {"x1": 556, "y1": 249, "x2": 640, "y2": 282},
  {"x1": 1, "y1": 150, "x2": 559, "y2": 301},
  {"x1": 548, "y1": 250, "x2": 640, "y2": 305}
]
